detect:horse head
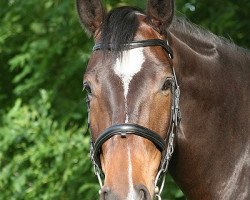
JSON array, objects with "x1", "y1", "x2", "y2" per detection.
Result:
[{"x1": 77, "y1": 0, "x2": 179, "y2": 199}]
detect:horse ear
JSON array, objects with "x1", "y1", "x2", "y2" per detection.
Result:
[
  {"x1": 146, "y1": 0, "x2": 174, "y2": 33},
  {"x1": 76, "y1": 0, "x2": 106, "y2": 35}
]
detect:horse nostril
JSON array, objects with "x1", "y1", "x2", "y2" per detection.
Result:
[
  {"x1": 100, "y1": 186, "x2": 111, "y2": 200},
  {"x1": 139, "y1": 189, "x2": 146, "y2": 199},
  {"x1": 136, "y1": 185, "x2": 152, "y2": 200}
]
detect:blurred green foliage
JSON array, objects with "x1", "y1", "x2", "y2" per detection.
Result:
[
  {"x1": 0, "y1": 0, "x2": 249, "y2": 199},
  {"x1": 0, "y1": 90, "x2": 98, "y2": 200}
]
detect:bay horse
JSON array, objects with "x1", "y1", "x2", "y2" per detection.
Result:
[{"x1": 76, "y1": 0, "x2": 250, "y2": 199}]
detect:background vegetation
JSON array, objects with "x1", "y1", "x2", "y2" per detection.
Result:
[{"x1": 0, "y1": 0, "x2": 249, "y2": 199}]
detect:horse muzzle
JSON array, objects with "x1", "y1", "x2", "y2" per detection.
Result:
[{"x1": 100, "y1": 184, "x2": 152, "y2": 200}]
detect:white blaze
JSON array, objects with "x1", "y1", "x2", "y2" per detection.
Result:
[
  {"x1": 113, "y1": 48, "x2": 145, "y2": 123},
  {"x1": 126, "y1": 146, "x2": 136, "y2": 199}
]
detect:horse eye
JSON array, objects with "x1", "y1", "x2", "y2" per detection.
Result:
[
  {"x1": 83, "y1": 83, "x2": 92, "y2": 95},
  {"x1": 161, "y1": 78, "x2": 172, "y2": 91}
]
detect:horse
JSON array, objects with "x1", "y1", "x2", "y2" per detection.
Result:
[{"x1": 76, "y1": 0, "x2": 250, "y2": 199}]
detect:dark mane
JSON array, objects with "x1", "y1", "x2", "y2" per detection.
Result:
[{"x1": 100, "y1": 6, "x2": 144, "y2": 57}]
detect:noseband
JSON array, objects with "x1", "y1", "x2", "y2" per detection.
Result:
[{"x1": 87, "y1": 39, "x2": 181, "y2": 199}]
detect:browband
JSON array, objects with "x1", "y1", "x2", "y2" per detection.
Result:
[
  {"x1": 93, "y1": 39, "x2": 173, "y2": 59},
  {"x1": 93, "y1": 123, "x2": 166, "y2": 168}
]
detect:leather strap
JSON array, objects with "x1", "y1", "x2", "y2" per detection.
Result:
[
  {"x1": 93, "y1": 123, "x2": 166, "y2": 168},
  {"x1": 93, "y1": 39, "x2": 173, "y2": 59}
]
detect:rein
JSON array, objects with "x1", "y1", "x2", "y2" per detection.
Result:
[{"x1": 88, "y1": 39, "x2": 181, "y2": 199}]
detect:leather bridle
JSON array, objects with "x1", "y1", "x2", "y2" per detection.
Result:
[
  {"x1": 87, "y1": 38, "x2": 181, "y2": 199},
  {"x1": 93, "y1": 39, "x2": 173, "y2": 59}
]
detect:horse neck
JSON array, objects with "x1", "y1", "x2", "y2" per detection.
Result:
[{"x1": 168, "y1": 25, "x2": 250, "y2": 200}]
